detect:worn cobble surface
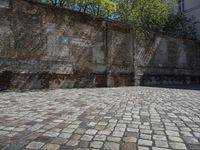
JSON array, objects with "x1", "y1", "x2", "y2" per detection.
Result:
[{"x1": 0, "y1": 87, "x2": 200, "y2": 150}]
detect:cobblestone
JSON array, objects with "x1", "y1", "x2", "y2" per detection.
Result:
[
  {"x1": 81, "y1": 135, "x2": 93, "y2": 141},
  {"x1": 26, "y1": 141, "x2": 45, "y2": 149},
  {"x1": 90, "y1": 141, "x2": 103, "y2": 148},
  {"x1": 140, "y1": 134, "x2": 152, "y2": 140},
  {"x1": 123, "y1": 136, "x2": 137, "y2": 143},
  {"x1": 138, "y1": 146, "x2": 150, "y2": 150},
  {"x1": 42, "y1": 143, "x2": 60, "y2": 150},
  {"x1": 94, "y1": 134, "x2": 107, "y2": 141},
  {"x1": 85, "y1": 129, "x2": 98, "y2": 135},
  {"x1": 168, "y1": 136, "x2": 183, "y2": 142},
  {"x1": 0, "y1": 87, "x2": 200, "y2": 149},
  {"x1": 155, "y1": 140, "x2": 169, "y2": 148},
  {"x1": 138, "y1": 139, "x2": 153, "y2": 146},
  {"x1": 59, "y1": 133, "x2": 71, "y2": 139},
  {"x1": 43, "y1": 131, "x2": 60, "y2": 137},
  {"x1": 104, "y1": 142, "x2": 120, "y2": 150},
  {"x1": 169, "y1": 142, "x2": 187, "y2": 150},
  {"x1": 66, "y1": 139, "x2": 79, "y2": 146}
]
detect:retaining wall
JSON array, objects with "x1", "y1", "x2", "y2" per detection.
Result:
[{"x1": 0, "y1": 0, "x2": 200, "y2": 90}]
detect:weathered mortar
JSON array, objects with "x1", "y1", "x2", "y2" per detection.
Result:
[{"x1": 0, "y1": 0, "x2": 134, "y2": 90}]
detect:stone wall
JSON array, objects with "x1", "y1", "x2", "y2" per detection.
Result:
[
  {"x1": 134, "y1": 34, "x2": 200, "y2": 86},
  {"x1": 0, "y1": 0, "x2": 133, "y2": 90},
  {"x1": 0, "y1": 0, "x2": 200, "y2": 90}
]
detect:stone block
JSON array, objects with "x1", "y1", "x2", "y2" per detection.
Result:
[{"x1": 0, "y1": 0, "x2": 9, "y2": 8}]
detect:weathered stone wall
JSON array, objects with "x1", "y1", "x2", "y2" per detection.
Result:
[
  {"x1": 0, "y1": 0, "x2": 133, "y2": 90},
  {"x1": 0, "y1": 0, "x2": 200, "y2": 90},
  {"x1": 134, "y1": 34, "x2": 200, "y2": 86}
]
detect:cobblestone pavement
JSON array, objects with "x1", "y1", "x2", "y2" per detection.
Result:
[{"x1": 0, "y1": 87, "x2": 200, "y2": 150}]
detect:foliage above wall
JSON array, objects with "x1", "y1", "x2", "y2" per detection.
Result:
[
  {"x1": 43, "y1": 0, "x2": 116, "y2": 17},
  {"x1": 38, "y1": 0, "x2": 197, "y2": 40},
  {"x1": 164, "y1": 14, "x2": 199, "y2": 40},
  {"x1": 41, "y1": 0, "x2": 173, "y2": 31}
]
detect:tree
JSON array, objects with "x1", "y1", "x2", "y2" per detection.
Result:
[
  {"x1": 111, "y1": 0, "x2": 179, "y2": 44},
  {"x1": 41, "y1": 0, "x2": 174, "y2": 31},
  {"x1": 40, "y1": 0, "x2": 197, "y2": 40},
  {"x1": 114, "y1": 0, "x2": 176, "y2": 32},
  {"x1": 42, "y1": 0, "x2": 116, "y2": 17}
]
